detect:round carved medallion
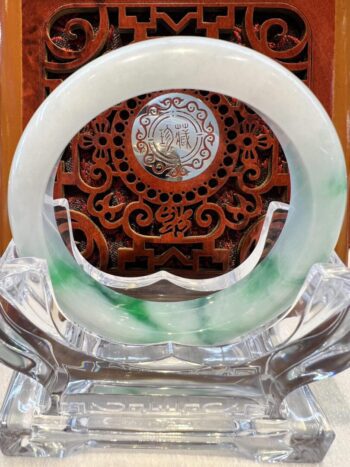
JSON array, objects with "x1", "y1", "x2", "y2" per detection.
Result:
[{"x1": 131, "y1": 93, "x2": 219, "y2": 181}]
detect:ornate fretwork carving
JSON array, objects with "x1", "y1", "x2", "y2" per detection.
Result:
[{"x1": 45, "y1": 3, "x2": 310, "y2": 278}]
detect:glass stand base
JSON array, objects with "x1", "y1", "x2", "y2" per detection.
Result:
[{"x1": 0, "y1": 372, "x2": 334, "y2": 463}]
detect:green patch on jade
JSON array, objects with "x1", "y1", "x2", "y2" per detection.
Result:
[
  {"x1": 327, "y1": 175, "x2": 347, "y2": 199},
  {"x1": 49, "y1": 257, "x2": 161, "y2": 332}
]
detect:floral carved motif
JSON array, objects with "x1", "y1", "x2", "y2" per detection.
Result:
[{"x1": 45, "y1": 3, "x2": 310, "y2": 278}]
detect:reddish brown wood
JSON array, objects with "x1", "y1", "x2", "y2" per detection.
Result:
[
  {"x1": 22, "y1": 1, "x2": 336, "y2": 125},
  {"x1": 0, "y1": 0, "x2": 22, "y2": 254},
  {"x1": 54, "y1": 91, "x2": 290, "y2": 277},
  {"x1": 20, "y1": 1, "x2": 338, "y2": 278}
]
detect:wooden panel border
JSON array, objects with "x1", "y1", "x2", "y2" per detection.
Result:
[
  {"x1": 334, "y1": 0, "x2": 350, "y2": 260},
  {"x1": 0, "y1": 0, "x2": 22, "y2": 252}
]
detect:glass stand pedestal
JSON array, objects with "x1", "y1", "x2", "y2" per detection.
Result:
[
  {"x1": 1, "y1": 206, "x2": 350, "y2": 463},
  {"x1": 0, "y1": 372, "x2": 334, "y2": 462}
]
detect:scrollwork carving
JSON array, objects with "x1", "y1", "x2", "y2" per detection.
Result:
[
  {"x1": 45, "y1": 6, "x2": 110, "y2": 74},
  {"x1": 43, "y1": 3, "x2": 309, "y2": 277},
  {"x1": 244, "y1": 6, "x2": 310, "y2": 84}
]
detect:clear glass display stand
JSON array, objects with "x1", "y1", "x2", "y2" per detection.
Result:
[{"x1": 1, "y1": 204, "x2": 350, "y2": 462}]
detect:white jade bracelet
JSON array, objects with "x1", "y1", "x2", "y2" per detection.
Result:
[{"x1": 8, "y1": 37, "x2": 346, "y2": 345}]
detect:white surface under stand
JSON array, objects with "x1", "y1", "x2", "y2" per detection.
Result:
[{"x1": 0, "y1": 364, "x2": 349, "y2": 467}]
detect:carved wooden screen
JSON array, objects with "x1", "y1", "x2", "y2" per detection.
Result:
[{"x1": 21, "y1": 0, "x2": 337, "y2": 278}]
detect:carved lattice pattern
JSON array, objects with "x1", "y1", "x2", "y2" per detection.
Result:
[{"x1": 44, "y1": 4, "x2": 310, "y2": 278}]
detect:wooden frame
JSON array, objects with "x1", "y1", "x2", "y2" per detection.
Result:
[
  {"x1": 0, "y1": 0, "x2": 22, "y2": 251},
  {"x1": 334, "y1": 0, "x2": 350, "y2": 260},
  {"x1": 0, "y1": 0, "x2": 349, "y2": 261}
]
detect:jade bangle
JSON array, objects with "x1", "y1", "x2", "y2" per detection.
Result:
[{"x1": 8, "y1": 37, "x2": 346, "y2": 345}]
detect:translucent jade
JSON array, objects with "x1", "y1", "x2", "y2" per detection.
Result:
[{"x1": 8, "y1": 37, "x2": 346, "y2": 345}]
